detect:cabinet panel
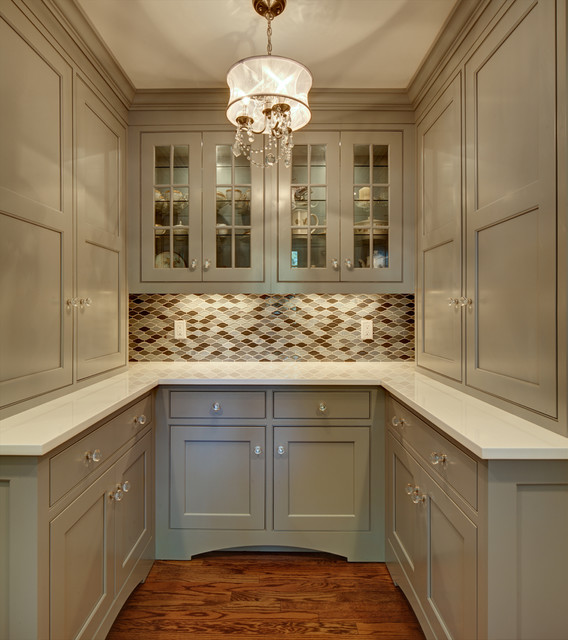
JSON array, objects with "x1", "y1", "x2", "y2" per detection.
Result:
[
  {"x1": 465, "y1": 0, "x2": 557, "y2": 416},
  {"x1": 50, "y1": 467, "x2": 114, "y2": 640},
  {"x1": 416, "y1": 75, "x2": 462, "y2": 381},
  {"x1": 273, "y1": 426, "x2": 369, "y2": 531},
  {"x1": 114, "y1": 432, "x2": 153, "y2": 595},
  {"x1": 170, "y1": 425, "x2": 265, "y2": 530},
  {"x1": 170, "y1": 390, "x2": 266, "y2": 419},
  {"x1": 76, "y1": 78, "x2": 126, "y2": 380}
]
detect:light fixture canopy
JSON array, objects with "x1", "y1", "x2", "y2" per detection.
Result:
[{"x1": 226, "y1": 0, "x2": 313, "y2": 167}]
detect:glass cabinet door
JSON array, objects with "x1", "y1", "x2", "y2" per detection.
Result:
[
  {"x1": 278, "y1": 132, "x2": 340, "y2": 282},
  {"x1": 340, "y1": 132, "x2": 403, "y2": 282},
  {"x1": 203, "y1": 133, "x2": 264, "y2": 282},
  {"x1": 141, "y1": 132, "x2": 202, "y2": 282}
]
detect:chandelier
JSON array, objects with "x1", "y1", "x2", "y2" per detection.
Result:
[{"x1": 226, "y1": 0, "x2": 313, "y2": 168}]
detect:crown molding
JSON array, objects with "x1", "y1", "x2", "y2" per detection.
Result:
[{"x1": 130, "y1": 87, "x2": 413, "y2": 112}]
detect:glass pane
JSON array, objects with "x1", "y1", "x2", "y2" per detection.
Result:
[
  {"x1": 216, "y1": 145, "x2": 232, "y2": 166},
  {"x1": 373, "y1": 186, "x2": 389, "y2": 201},
  {"x1": 173, "y1": 145, "x2": 189, "y2": 184},
  {"x1": 235, "y1": 230, "x2": 251, "y2": 268},
  {"x1": 372, "y1": 233, "x2": 389, "y2": 268},
  {"x1": 311, "y1": 200, "x2": 326, "y2": 225},
  {"x1": 155, "y1": 230, "x2": 170, "y2": 268},
  {"x1": 354, "y1": 232, "x2": 370, "y2": 269},
  {"x1": 291, "y1": 236, "x2": 308, "y2": 268},
  {"x1": 234, "y1": 165, "x2": 251, "y2": 184},
  {"x1": 235, "y1": 188, "x2": 251, "y2": 225},
  {"x1": 216, "y1": 230, "x2": 232, "y2": 268},
  {"x1": 310, "y1": 233, "x2": 326, "y2": 268},
  {"x1": 154, "y1": 146, "x2": 170, "y2": 184},
  {"x1": 373, "y1": 144, "x2": 388, "y2": 168},
  {"x1": 154, "y1": 188, "x2": 170, "y2": 226},
  {"x1": 373, "y1": 165, "x2": 389, "y2": 184},
  {"x1": 173, "y1": 235, "x2": 188, "y2": 268},
  {"x1": 353, "y1": 144, "x2": 370, "y2": 183},
  {"x1": 353, "y1": 187, "x2": 370, "y2": 225},
  {"x1": 373, "y1": 200, "x2": 389, "y2": 225},
  {"x1": 310, "y1": 145, "x2": 326, "y2": 182},
  {"x1": 291, "y1": 145, "x2": 308, "y2": 183}
]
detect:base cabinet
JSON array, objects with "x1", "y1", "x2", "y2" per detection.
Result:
[
  {"x1": 0, "y1": 394, "x2": 154, "y2": 640},
  {"x1": 157, "y1": 386, "x2": 384, "y2": 562},
  {"x1": 386, "y1": 394, "x2": 568, "y2": 640}
]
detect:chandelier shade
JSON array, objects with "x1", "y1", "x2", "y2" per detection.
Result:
[{"x1": 226, "y1": 55, "x2": 312, "y2": 132}]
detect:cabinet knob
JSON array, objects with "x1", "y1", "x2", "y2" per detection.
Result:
[
  {"x1": 190, "y1": 259, "x2": 198, "y2": 270},
  {"x1": 277, "y1": 445, "x2": 286, "y2": 456},
  {"x1": 66, "y1": 297, "x2": 80, "y2": 309},
  {"x1": 318, "y1": 402, "x2": 327, "y2": 414},
  {"x1": 331, "y1": 258, "x2": 339, "y2": 270},
  {"x1": 135, "y1": 414, "x2": 147, "y2": 426},
  {"x1": 121, "y1": 480, "x2": 131, "y2": 493},
  {"x1": 411, "y1": 489, "x2": 426, "y2": 504},
  {"x1": 79, "y1": 297, "x2": 92, "y2": 309},
  {"x1": 109, "y1": 486, "x2": 124, "y2": 502},
  {"x1": 391, "y1": 416, "x2": 406, "y2": 428},
  {"x1": 253, "y1": 445, "x2": 263, "y2": 456},
  {"x1": 459, "y1": 296, "x2": 473, "y2": 308},
  {"x1": 85, "y1": 449, "x2": 102, "y2": 463},
  {"x1": 405, "y1": 483, "x2": 414, "y2": 495},
  {"x1": 211, "y1": 402, "x2": 222, "y2": 413},
  {"x1": 448, "y1": 297, "x2": 460, "y2": 307},
  {"x1": 204, "y1": 259, "x2": 211, "y2": 270},
  {"x1": 344, "y1": 258, "x2": 353, "y2": 269},
  {"x1": 430, "y1": 452, "x2": 448, "y2": 465}
]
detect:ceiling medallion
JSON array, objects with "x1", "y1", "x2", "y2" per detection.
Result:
[{"x1": 226, "y1": 0, "x2": 313, "y2": 168}]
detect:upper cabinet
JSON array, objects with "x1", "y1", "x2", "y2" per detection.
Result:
[
  {"x1": 416, "y1": 0, "x2": 560, "y2": 424},
  {"x1": 0, "y1": 2, "x2": 128, "y2": 412},
  {"x1": 131, "y1": 126, "x2": 414, "y2": 293}
]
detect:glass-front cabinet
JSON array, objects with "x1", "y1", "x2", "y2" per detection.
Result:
[
  {"x1": 141, "y1": 132, "x2": 263, "y2": 283},
  {"x1": 142, "y1": 132, "x2": 202, "y2": 282},
  {"x1": 278, "y1": 132, "x2": 340, "y2": 281},
  {"x1": 203, "y1": 133, "x2": 263, "y2": 282},
  {"x1": 340, "y1": 131, "x2": 403, "y2": 282}
]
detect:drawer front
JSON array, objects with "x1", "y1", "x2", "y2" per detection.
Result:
[
  {"x1": 387, "y1": 397, "x2": 478, "y2": 509},
  {"x1": 50, "y1": 395, "x2": 153, "y2": 505},
  {"x1": 273, "y1": 391, "x2": 371, "y2": 420},
  {"x1": 169, "y1": 391, "x2": 266, "y2": 419}
]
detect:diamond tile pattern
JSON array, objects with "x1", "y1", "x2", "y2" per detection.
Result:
[{"x1": 129, "y1": 294, "x2": 414, "y2": 362}]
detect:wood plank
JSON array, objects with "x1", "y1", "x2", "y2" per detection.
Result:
[{"x1": 107, "y1": 552, "x2": 426, "y2": 639}]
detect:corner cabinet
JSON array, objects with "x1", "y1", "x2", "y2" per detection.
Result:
[
  {"x1": 140, "y1": 132, "x2": 264, "y2": 285},
  {"x1": 386, "y1": 394, "x2": 568, "y2": 640},
  {"x1": 0, "y1": 394, "x2": 154, "y2": 640},
  {"x1": 155, "y1": 386, "x2": 385, "y2": 562}
]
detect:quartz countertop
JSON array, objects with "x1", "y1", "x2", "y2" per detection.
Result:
[{"x1": 1, "y1": 361, "x2": 567, "y2": 459}]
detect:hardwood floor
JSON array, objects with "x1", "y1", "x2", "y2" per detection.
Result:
[{"x1": 107, "y1": 552, "x2": 426, "y2": 639}]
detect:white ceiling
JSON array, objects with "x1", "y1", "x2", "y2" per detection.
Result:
[{"x1": 74, "y1": 0, "x2": 459, "y2": 91}]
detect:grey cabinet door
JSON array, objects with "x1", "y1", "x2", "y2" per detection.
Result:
[
  {"x1": 416, "y1": 75, "x2": 463, "y2": 381},
  {"x1": 273, "y1": 426, "x2": 370, "y2": 531},
  {"x1": 50, "y1": 466, "x2": 115, "y2": 640},
  {"x1": 114, "y1": 432, "x2": 153, "y2": 596},
  {"x1": 0, "y1": 6, "x2": 73, "y2": 406},
  {"x1": 170, "y1": 425, "x2": 265, "y2": 529},
  {"x1": 75, "y1": 77, "x2": 127, "y2": 380},
  {"x1": 465, "y1": 0, "x2": 557, "y2": 416}
]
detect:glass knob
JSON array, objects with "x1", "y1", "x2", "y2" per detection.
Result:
[
  {"x1": 318, "y1": 402, "x2": 327, "y2": 414},
  {"x1": 277, "y1": 445, "x2": 286, "y2": 456},
  {"x1": 66, "y1": 297, "x2": 80, "y2": 309},
  {"x1": 211, "y1": 402, "x2": 221, "y2": 413},
  {"x1": 332, "y1": 258, "x2": 339, "y2": 270},
  {"x1": 344, "y1": 258, "x2": 353, "y2": 269},
  {"x1": 190, "y1": 259, "x2": 198, "y2": 270},
  {"x1": 448, "y1": 297, "x2": 459, "y2": 307},
  {"x1": 412, "y1": 490, "x2": 426, "y2": 504},
  {"x1": 135, "y1": 414, "x2": 147, "y2": 426},
  {"x1": 110, "y1": 487, "x2": 124, "y2": 502},
  {"x1": 459, "y1": 296, "x2": 473, "y2": 308},
  {"x1": 204, "y1": 259, "x2": 211, "y2": 270},
  {"x1": 253, "y1": 445, "x2": 262, "y2": 456},
  {"x1": 122, "y1": 480, "x2": 131, "y2": 493},
  {"x1": 430, "y1": 452, "x2": 448, "y2": 465},
  {"x1": 391, "y1": 416, "x2": 406, "y2": 428},
  {"x1": 405, "y1": 483, "x2": 414, "y2": 495},
  {"x1": 86, "y1": 449, "x2": 102, "y2": 463}
]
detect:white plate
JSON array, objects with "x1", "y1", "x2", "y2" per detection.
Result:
[{"x1": 155, "y1": 252, "x2": 186, "y2": 268}]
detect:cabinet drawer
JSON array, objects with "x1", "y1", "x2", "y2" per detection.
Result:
[
  {"x1": 169, "y1": 390, "x2": 266, "y2": 419},
  {"x1": 50, "y1": 395, "x2": 152, "y2": 505},
  {"x1": 387, "y1": 397, "x2": 478, "y2": 509},
  {"x1": 273, "y1": 391, "x2": 371, "y2": 420}
]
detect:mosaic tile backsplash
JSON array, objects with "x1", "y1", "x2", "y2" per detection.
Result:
[{"x1": 129, "y1": 294, "x2": 414, "y2": 362}]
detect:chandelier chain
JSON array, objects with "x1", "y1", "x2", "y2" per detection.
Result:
[{"x1": 266, "y1": 14, "x2": 273, "y2": 55}]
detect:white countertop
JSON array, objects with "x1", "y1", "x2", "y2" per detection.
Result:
[{"x1": 1, "y1": 361, "x2": 567, "y2": 459}]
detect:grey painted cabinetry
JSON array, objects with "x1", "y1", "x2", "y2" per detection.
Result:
[
  {"x1": 386, "y1": 394, "x2": 568, "y2": 640},
  {"x1": 156, "y1": 386, "x2": 385, "y2": 561},
  {"x1": 0, "y1": 395, "x2": 154, "y2": 640},
  {"x1": 416, "y1": 0, "x2": 561, "y2": 424},
  {"x1": 0, "y1": 0, "x2": 128, "y2": 412}
]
